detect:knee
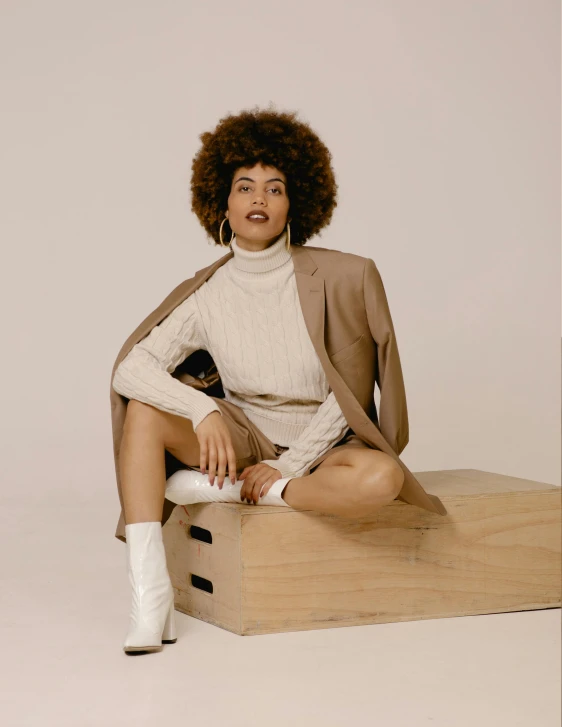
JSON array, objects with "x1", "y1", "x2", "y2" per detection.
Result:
[
  {"x1": 124, "y1": 399, "x2": 161, "y2": 429},
  {"x1": 359, "y1": 462, "x2": 405, "y2": 505}
]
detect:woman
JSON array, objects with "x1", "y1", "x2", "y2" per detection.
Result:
[{"x1": 113, "y1": 106, "x2": 406, "y2": 654}]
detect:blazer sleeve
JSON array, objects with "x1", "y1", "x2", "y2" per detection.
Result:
[
  {"x1": 363, "y1": 258, "x2": 409, "y2": 454},
  {"x1": 111, "y1": 293, "x2": 222, "y2": 431}
]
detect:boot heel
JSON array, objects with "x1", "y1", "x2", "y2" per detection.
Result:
[{"x1": 162, "y1": 600, "x2": 177, "y2": 644}]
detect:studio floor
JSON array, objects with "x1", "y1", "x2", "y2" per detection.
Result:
[{"x1": 3, "y1": 491, "x2": 560, "y2": 727}]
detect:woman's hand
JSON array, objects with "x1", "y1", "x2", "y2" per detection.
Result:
[
  {"x1": 239, "y1": 463, "x2": 282, "y2": 504},
  {"x1": 194, "y1": 411, "x2": 237, "y2": 489}
]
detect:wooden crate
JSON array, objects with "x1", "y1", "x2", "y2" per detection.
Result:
[{"x1": 161, "y1": 469, "x2": 561, "y2": 635}]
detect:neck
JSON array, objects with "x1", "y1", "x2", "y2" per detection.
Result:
[{"x1": 230, "y1": 229, "x2": 291, "y2": 273}]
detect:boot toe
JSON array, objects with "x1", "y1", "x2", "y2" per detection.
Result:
[{"x1": 123, "y1": 628, "x2": 165, "y2": 652}]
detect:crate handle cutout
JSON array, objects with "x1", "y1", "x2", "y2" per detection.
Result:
[
  {"x1": 190, "y1": 573, "x2": 213, "y2": 594},
  {"x1": 189, "y1": 525, "x2": 212, "y2": 544}
]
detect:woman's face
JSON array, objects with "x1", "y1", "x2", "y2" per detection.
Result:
[{"x1": 226, "y1": 162, "x2": 290, "y2": 251}]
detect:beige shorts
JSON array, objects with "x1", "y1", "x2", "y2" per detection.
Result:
[{"x1": 187, "y1": 395, "x2": 372, "y2": 477}]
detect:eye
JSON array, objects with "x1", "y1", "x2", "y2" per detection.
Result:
[{"x1": 238, "y1": 186, "x2": 281, "y2": 194}]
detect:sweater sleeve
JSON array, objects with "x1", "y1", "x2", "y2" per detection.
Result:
[
  {"x1": 260, "y1": 390, "x2": 350, "y2": 478},
  {"x1": 112, "y1": 293, "x2": 222, "y2": 431}
]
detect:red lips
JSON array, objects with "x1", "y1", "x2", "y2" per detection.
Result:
[{"x1": 246, "y1": 211, "x2": 269, "y2": 219}]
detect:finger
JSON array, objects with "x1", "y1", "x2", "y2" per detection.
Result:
[
  {"x1": 200, "y1": 440, "x2": 208, "y2": 476},
  {"x1": 251, "y1": 476, "x2": 268, "y2": 505},
  {"x1": 249, "y1": 480, "x2": 259, "y2": 504},
  {"x1": 240, "y1": 468, "x2": 254, "y2": 502},
  {"x1": 239, "y1": 466, "x2": 254, "y2": 500},
  {"x1": 246, "y1": 471, "x2": 260, "y2": 503},
  {"x1": 216, "y1": 447, "x2": 227, "y2": 489},
  {"x1": 248, "y1": 469, "x2": 265, "y2": 504},
  {"x1": 226, "y1": 443, "x2": 237, "y2": 485},
  {"x1": 208, "y1": 442, "x2": 217, "y2": 485},
  {"x1": 240, "y1": 477, "x2": 248, "y2": 501}
]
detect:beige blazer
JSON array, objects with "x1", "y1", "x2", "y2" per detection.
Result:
[{"x1": 110, "y1": 243, "x2": 447, "y2": 542}]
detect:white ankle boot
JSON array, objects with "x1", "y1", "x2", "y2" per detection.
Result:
[
  {"x1": 123, "y1": 521, "x2": 177, "y2": 654},
  {"x1": 165, "y1": 469, "x2": 293, "y2": 507}
]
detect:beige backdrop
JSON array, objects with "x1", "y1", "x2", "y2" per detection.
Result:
[{"x1": 0, "y1": 0, "x2": 559, "y2": 519}]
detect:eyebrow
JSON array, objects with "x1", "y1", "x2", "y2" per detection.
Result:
[{"x1": 234, "y1": 176, "x2": 286, "y2": 186}]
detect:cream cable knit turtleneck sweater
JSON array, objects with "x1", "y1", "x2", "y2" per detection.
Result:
[{"x1": 112, "y1": 229, "x2": 350, "y2": 478}]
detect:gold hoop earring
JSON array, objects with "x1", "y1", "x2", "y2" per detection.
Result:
[
  {"x1": 218, "y1": 218, "x2": 291, "y2": 251},
  {"x1": 219, "y1": 218, "x2": 234, "y2": 247}
]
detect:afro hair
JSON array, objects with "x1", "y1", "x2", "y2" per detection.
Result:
[{"x1": 190, "y1": 104, "x2": 338, "y2": 247}]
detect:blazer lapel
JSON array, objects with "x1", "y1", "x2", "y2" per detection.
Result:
[{"x1": 290, "y1": 246, "x2": 383, "y2": 445}]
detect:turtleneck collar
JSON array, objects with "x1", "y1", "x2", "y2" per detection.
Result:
[{"x1": 229, "y1": 229, "x2": 291, "y2": 273}]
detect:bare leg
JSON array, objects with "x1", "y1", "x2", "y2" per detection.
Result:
[
  {"x1": 120, "y1": 410, "x2": 167, "y2": 525},
  {"x1": 281, "y1": 449, "x2": 404, "y2": 518},
  {"x1": 120, "y1": 401, "x2": 202, "y2": 525}
]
